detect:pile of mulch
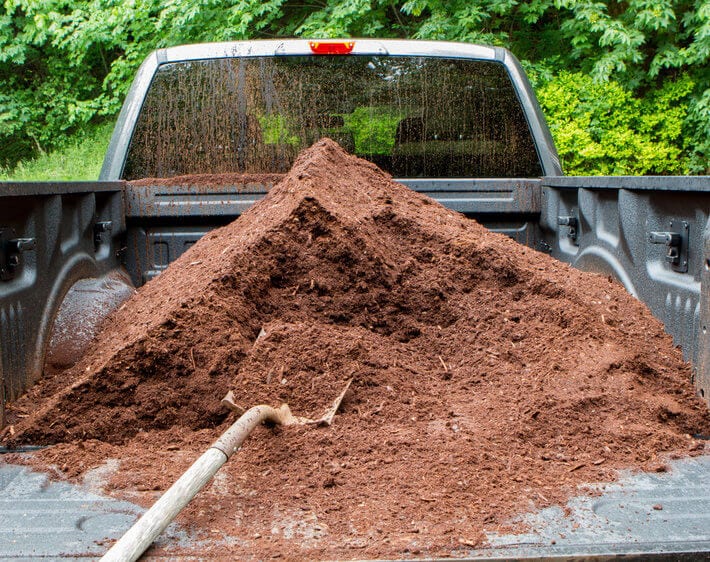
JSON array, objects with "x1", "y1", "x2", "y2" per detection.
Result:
[{"x1": 3, "y1": 139, "x2": 709, "y2": 560}]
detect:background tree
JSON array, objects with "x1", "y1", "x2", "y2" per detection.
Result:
[{"x1": 1, "y1": 0, "x2": 708, "y2": 174}]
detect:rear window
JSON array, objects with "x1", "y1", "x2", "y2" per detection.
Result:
[{"x1": 123, "y1": 56, "x2": 542, "y2": 180}]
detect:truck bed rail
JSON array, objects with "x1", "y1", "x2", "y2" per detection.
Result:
[{"x1": 540, "y1": 176, "x2": 710, "y2": 402}]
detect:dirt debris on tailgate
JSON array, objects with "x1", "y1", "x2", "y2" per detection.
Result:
[{"x1": 3, "y1": 138, "x2": 709, "y2": 560}]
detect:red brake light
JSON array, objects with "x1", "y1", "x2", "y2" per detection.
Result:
[{"x1": 309, "y1": 41, "x2": 355, "y2": 55}]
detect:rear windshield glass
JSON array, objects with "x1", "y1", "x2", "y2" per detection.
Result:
[{"x1": 123, "y1": 56, "x2": 542, "y2": 180}]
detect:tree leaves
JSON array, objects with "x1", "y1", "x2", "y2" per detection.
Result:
[
  {"x1": 0, "y1": 0, "x2": 707, "y2": 173},
  {"x1": 537, "y1": 72, "x2": 699, "y2": 174}
]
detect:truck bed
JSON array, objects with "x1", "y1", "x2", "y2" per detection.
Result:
[
  {"x1": 1, "y1": 37, "x2": 708, "y2": 560},
  {"x1": 1, "y1": 453, "x2": 708, "y2": 560},
  {"x1": 1, "y1": 175, "x2": 708, "y2": 560}
]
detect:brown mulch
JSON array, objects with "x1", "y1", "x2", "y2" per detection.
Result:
[
  {"x1": 128, "y1": 172, "x2": 284, "y2": 188},
  {"x1": 3, "y1": 139, "x2": 708, "y2": 560}
]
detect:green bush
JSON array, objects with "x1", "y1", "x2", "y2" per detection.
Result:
[
  {"x1": 0, "y1": 120, "x2": 113, "y2": 180},
  {"x1": 343, "y1": 107, "x2": 403, "y2": 155},
  {"x1": 1, "y1": 0, "x2": 708, "y2": 175},
  {"x1": 537, "y1": 72, "x2": 702, "y2": 175}
]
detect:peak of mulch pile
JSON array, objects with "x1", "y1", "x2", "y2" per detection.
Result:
[{"x1": 4, "y1": 139, "x2": 709, "y2": 560}]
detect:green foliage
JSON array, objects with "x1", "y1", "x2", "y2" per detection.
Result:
[
  {"x1": 1, "y1": 0, "x2": 708, "y2": 175},
  {"x1": 685, "y1": 86, "x2": 710, "y2": 173},
  {"x1": 0, "y1": 120, "x2": 113, "y2": 180},
  {"x1": 259, "y1": 114, "x2": 300, "y2": 147},
  {"x1": 343, "y1": 107, "x2": 403, "y2": 155},
  {"x1": 538, "y1": 72, "x2": 698, "y2": 175}
]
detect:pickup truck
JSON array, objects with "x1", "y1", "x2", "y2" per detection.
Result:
[{"x1": 0, "y1": 39, "x2": 708, "y2": 560}]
